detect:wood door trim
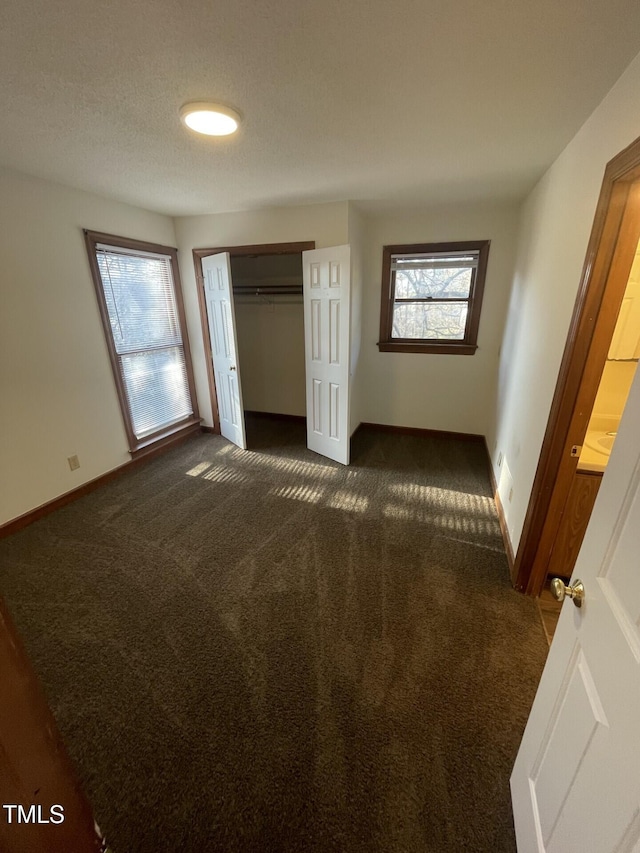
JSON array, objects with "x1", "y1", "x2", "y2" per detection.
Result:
[
  {"x1": 193, "y1": 241, "x2": 315, "y2": 261},
  {"x1": 192, "y1": 241, "x2": 315, "y2": 433},
  {"x1": 0, "y1": 597, "x2": 104, "y2": 852},
  {"x1": 194, "y1": 260, "x2": 221, "y2": 434},
  {"x1": 513, "y1": 134, "x2": 640, "y2": 595}
]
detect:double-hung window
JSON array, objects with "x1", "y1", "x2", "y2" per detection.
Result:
[
  {"x1": 378, "y1": 240, "x2": 490, "y2": 354},
  {"x1": 85, "y1": 231, "x2": 199, "y2": 454}
]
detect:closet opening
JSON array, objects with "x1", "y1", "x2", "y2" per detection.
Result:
[
  {"x1": 233, "y1": 250, "x2": 306, "y2": 447},
  {"x1": 193, "y1": 241, "x2": 315, "y2": 449}
]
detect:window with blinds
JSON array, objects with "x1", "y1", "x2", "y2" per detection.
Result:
[
  {"x1": 85, "y1": 231, "x2": 198, "y2": 451},
  {"x1": 378, "y1": 240, "x2": 490, "y2": 355}
]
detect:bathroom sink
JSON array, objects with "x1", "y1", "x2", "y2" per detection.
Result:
[
  {"x1": 597, "y1": 434, "x2": 615, "y2": 451},
  {"x1": 585, "y1": 432, "x2": 616, "y2": 455}
]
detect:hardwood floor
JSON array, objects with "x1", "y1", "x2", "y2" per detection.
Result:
[{"x1": 537, "y1": 587, "x2": 562, "y2": 645}]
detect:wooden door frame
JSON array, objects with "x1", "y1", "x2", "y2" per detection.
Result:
[
  {"x1": 0, "y1": 597, "x2": 105, "y2": 852},
  {"x1": 513, "y1": 135, "x2": 640, "y2": 596},
  {"x1": 192, "y1": 241, "x2": 315, "y2": 433}
]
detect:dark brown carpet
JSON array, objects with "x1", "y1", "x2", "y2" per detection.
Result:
[{"x1": 0, "y1": 417, "x2": 547, "y2": 852}]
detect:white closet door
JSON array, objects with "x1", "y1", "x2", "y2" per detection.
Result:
[
  {"x1": 302, "y1": 245, "x2": 351, "y2": 464},
  {"x1": 202, "y1": 252, "x2": 246, "y2": 449}
]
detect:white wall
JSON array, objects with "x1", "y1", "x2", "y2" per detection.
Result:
[
  {"x1": 358, "y1": 202, "x2": 520, "y2": 440},
  {"x1": 175, "y1": 200, "x2": 519, "y2": 443},
  {"x1": 235, "y1": 300, "x2": 306, "y2": 416},
  {"x1": 232, "y1": 254, "x2": 306, "y2": 417},
  {"x1": 174, "y1": 203, "x2": 349, "y2": 426},
  {"x1": 0, "y1": 167, "x2": 177, "y2": 525},
  {"x1": 493, "y1": 51, "x2": 640, "y2": 549}
]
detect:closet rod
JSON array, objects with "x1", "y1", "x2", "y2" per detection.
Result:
[
  {"x1": 233, "y1": 286, "x2": 303, "y2": 297},
  {"x1": 235, "y1": 298, "x2": 302, "y2": 305}
]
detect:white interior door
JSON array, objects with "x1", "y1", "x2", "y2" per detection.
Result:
[
  {"x1": 303, "y1": 245, "x2": 351, "y2": 465},
  {"x1": 511, "y1": 366, "x2": 640, "y2": 852},
  {"x1": 202, "y1": 252, "x2": 246, "y2": 449}
]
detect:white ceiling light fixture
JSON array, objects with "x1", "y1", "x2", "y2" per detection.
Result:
[{"x1": 179, "y1": 102, "x2": 242, "y2": 137}]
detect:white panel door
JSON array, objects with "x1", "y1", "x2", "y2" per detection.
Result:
[
  {"x1": 511, "y1": 366, "x2": 640, "y2": 852},
  {"x1": 303, "y1": 245, "x2": 351, "y2": 465},
  {"x1": 202, "y1": 253, "x2": 246, "y2": 449}
]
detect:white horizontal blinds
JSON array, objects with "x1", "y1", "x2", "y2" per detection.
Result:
[
  {"x1": 96, "y1": 245, "x2": 194, "y2": 439},
  {"x1": 391, "y1": 250, "x2": 479, "y2": 340}
]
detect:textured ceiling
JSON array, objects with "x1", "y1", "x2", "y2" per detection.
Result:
[{"x1": 1, "y1": 0, "x2": 640, "y2": 216}]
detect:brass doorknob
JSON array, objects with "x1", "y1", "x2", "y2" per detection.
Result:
[{"x1": 550, "y1": 578, "x2": 585, "y2": 608}]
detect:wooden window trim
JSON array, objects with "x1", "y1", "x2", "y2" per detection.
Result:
[
  {"x1": 377, "y1": 240, "x2": 490, "y2": 354},
  {"x1": 84, "y1": 229, "x2": 200, "y2": 454}
]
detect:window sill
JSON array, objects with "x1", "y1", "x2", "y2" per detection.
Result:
[
  {"x1": 129, "y1": 418, "x2": 202, "y2": 459},
  {"x1": 377, "y1": 341, "x2": 478, "y2": 355}
]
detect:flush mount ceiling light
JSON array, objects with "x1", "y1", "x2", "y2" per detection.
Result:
[{"x1": 179, "y1": 102, "x2": 242, "y2": 136}]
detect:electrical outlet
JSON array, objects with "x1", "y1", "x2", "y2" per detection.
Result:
[
  {"x1": 67, "y1": 455, "x2": 80, "y2": 471},
  {"x1": 497, "y1": 451, "x2": 503, "y2": 467}
]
